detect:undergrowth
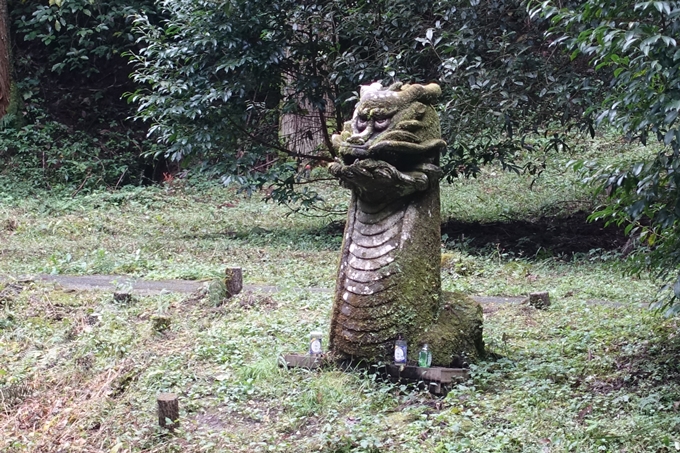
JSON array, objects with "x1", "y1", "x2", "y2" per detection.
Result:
[{"x1": 0, "y1": 279, "x2": 675, "y2": 452}]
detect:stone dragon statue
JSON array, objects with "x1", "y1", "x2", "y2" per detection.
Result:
[{"x1": 328, "y1": 82, "x2": 484, "y2": 366}]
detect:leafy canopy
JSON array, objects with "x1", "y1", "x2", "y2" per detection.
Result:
[{"x1": 127, "y1": 0, "x2": 597, "y2": 195}]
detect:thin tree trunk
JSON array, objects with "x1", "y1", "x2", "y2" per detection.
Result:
[
  {"x1": 0, "y1": 0, "x2": 11, "y2": 117},
  {"x1": 280, "y1": 83, "x2": 334, "y2": 158}
]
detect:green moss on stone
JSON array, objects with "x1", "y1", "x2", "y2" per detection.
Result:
[{"x1": 416, "y1": 292, "x2": 485, "y2": 366}]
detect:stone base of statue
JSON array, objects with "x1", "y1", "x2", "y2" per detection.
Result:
[{"x1": 417, "y1": 292, "x2": 484, "y2": 367}]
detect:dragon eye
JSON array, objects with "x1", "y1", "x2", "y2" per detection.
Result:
[
  {"x1": 356, "y1": 117, "x2": 368, "y2": 132},
  {"x1": 374, "y1": 118, "x2": 390, "y2": 131}
]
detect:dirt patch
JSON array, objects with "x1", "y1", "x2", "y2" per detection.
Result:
[
  {"x1": 442, "y1": 211, "x2": 628, "y2": 258},
  {"x1": 232, "y1": 292, "x2": 279, "y2": 311}
]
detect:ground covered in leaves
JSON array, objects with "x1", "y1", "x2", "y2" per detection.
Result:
[{"x1": 1, "y1": 278, "x2": 677, "y2": 452}]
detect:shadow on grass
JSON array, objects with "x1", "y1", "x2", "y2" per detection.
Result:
[
  {"x1": 179, "y1": 224, "x2": 344, "y2": 251},
  {"x1": 442, "y1": 211, "x2": 628, "y2": 259},
  {"x1": 177, "y1": 212, "x2": 627, "y2": 258}
]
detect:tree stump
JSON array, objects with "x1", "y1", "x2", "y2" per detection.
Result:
[
  {"x1": 113, "y1": 292, "x2": 134, "y2": 304},
  {"x1": 224, "y1": 267, "x2": 243, "y2": 298},
  {"x1": 529, "y1": 291, "x2": 550, "y2": 309},
  {"x1": 151, "y1": 315, "x2": 171, "y2": 332},
  {"x1": 157, "y1": 393, "x2": 179, "y2": 431}
]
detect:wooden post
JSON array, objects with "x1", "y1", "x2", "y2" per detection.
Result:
[
  {"x1": 529, "y1": 291, "x2": 550, "y2": 309},
  {"x1": 113, "y1": 292, "x2": 133, "y2": 304},
  {"x1": 224, "y1": 267, "x2": 243, "y2": 298},
  {"x1": 157, "y1": 393, "x2": 179, "y2": 431},
  {"x1": 152, "y1": 315, "x2": 171, "y2": 332}
]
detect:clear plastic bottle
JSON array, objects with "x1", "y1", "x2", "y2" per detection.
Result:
[
  {"x1": 309, "y1": 331, "x2": 323, "y2": 355},
  {"x1": 418, "y1": 344, "x2": 432, "y2": 368}
]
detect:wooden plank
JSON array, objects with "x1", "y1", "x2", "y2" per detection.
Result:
[
  {"x1": 281, "y1": 353, "x2": 322, "y2": 370},
  {"x1": 386, "y1": 365, "x2": 469, "y2": 383},
  {"x1": 385, "y1": 365, "x2": 469, "y2": 394}
]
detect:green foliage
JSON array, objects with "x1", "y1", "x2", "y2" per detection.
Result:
[
  {"x1": 536, "y1": 0, "x2": 680, "y2": 148},
  {"x1": 401, "y1": 0, "x2": 598, "y2": 178},
  {"x1": 535, "y1": 0, "x2": 680, "y2": 312},
  {"x1": 2, "y1": 0, "x2": 161, "y2": 192},
  {"x1": 12, "y1": 0, "x2": 156, "y2": 76},
  {"x1": 127, "y1": 0, "x2": 340, "y2": 196},
  {"x1": 0, "y1": 115, "x2": 146, "y2": 190},
  {"x1": 127, "y1": 0, "x2": 600, "y2": 193}
]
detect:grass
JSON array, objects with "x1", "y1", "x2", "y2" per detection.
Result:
[{"x1": 1, "y1": 137, "x2": 678, "y2": 452}]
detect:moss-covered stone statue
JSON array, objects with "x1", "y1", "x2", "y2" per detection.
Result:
[{"x1": 328, "y1": 82, "x2": 484, "y2": 366}]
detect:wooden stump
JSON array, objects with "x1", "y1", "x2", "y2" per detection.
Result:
[
  {"x1": 529, "y1": 291, "x2": 550, "y2": 309},
  {"x1": 152, "y1": 315, "x2": 171, "y2": 332},
  {"x1": 224, "y1": 267, "x2": 243, "y2": 298},
  {"x1": 157, "y1": 393, "x2": 179, "y2": 431},
  {"x1": 113, "y1": 292, "x2": 133, "y2": 304}
]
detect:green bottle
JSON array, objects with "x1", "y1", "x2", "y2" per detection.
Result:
[{"x1": 418, "y1": 344, "x2": 432, "y2": 368}]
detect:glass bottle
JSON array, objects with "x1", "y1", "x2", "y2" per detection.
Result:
[
  {"x1": 394, "y1": 336, "x2": 407, "y2": 364},
  {"x1": 309, "y1": 331, "x2": 323, "y2": 355}
]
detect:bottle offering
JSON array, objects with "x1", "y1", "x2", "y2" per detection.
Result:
[
  {"x1": 309, "y1": 331, "x2": 323, "y2": 355},
  {"x1": 418, "y1": 344, "x2": 432, "y2": 368},
  {"x1": 394, "y1": 336, "x2": 407, "y2": 364}
]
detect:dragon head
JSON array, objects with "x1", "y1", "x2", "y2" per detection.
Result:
[{"x1": 329, "y1": 82, "x2": 446, "y2": 203}]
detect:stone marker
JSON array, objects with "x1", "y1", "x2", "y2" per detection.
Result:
[
  {"x1": 157, "y1": 393, "x2": 179, "y2": 431},
  {"x1": 328, "y1": 82, "x2": 484, "y2": 366},
  {"x1": 529, "y1": 291, "x2": 551, "y2": 309}
]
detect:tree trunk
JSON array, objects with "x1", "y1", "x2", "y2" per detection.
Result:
[
  {"x1": 0, "y1": 0, "x2": 11, "y2": 117},
  {"x1": 279, "y1": 82, "x2": 334, "y2": 158}
]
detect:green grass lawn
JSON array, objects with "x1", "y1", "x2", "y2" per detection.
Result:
[{"x1": 1, "y1": 139, "x2": 678, "y2": 452}]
